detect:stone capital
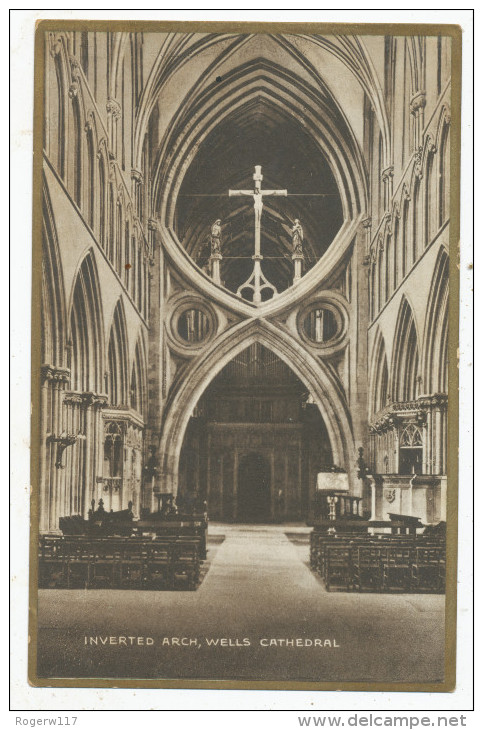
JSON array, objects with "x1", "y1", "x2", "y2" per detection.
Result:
[{"x1": 41, "y1": 364, "x2": 70, "y2": 383}]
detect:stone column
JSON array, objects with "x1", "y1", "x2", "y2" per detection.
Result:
[
  {"x1": 210, "y1": 252, "x2": 222, "y2": 285},
  {"x1": 292, "y1": 252, "x2": 304, "y2": 284}
]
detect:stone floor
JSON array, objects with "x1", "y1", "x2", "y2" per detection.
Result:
[{"x1": 35, "y1": 524, "x2": 445, "y2": 685}]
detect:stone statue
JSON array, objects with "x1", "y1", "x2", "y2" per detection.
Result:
[
  {"x1": 291, "y1": 219, "x2": 304, "y2": 257},
  {"x1": 210, "y1": 219, "x2": 222, "y2": 256}
]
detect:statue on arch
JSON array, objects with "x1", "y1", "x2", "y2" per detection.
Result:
[
  {"x1": 211, "y1": 219, "x2": 222, "y2": 256},
  {"x1": 291, "y1": 218, "x2": 304, "y2": 257}
]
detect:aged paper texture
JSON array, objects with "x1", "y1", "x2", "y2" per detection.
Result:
[{"x1": 29, "y1": 19, "x2": 461, "y2": 692}]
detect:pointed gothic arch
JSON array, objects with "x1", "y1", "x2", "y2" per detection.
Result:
[
  {"x1": 422, "y1": 247, "x2": 449, "y2": 394},
  {"x1": 68, "y1": 250, "x2": 105, "y2": 393},
  {"x1": 107, "y1": 298, "x2": 129, "y2": 406},
  {"x1": 130, "y1": 332, "x2": 148, "y2": 418},
  {"x1": 41, "y1": 177, "x2": 67, "y2": 366},
  {"x1": 158, "y1": 319, "x2": 355, "y2": 496},
  {"x1": 391, "y1": 296, "x2": 420, "y2": 403},
  {"x1": 370, "y1": 330, "x2": 389, "y2": 417}
]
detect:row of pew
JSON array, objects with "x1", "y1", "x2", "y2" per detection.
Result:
[
  {"x1": 39, "y1": 535, "x2": 203, "y2": 590},
  {"x1": 309, "y1": 531, "x2": 446, "y2": 593}
]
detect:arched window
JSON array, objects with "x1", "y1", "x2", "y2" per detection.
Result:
[
  {"x1": 99, "y1": 156, "x2": 106, "y2": 247},
  {"x1": 439, "y1": 123, "x2": 450, "y2": 227},
  {"x1": 104, "y1": 422, "x2": 123, "y2": 478},
  {"x1": 131, "y1": 235, "x2": 137, "y2": 300},
  {"x1": 401, "y1": 200, "x2": 410, "y2": 279},
  {"x1": 137, "y1": 246, "x2": 143, "y2": 312},
  {"x1": 86, "y1": 126, "x2": 95, "y2": 229},
  {"x1": 386, "y1": 234, "x2": 393, "y2": 300},
  {"x1": 399, "y1": 424, "x2": 423, "y2": 474},
  {"x1": 124, "y1": 220, "x2": 130, "y2": 288},
  {"x1": 72, "y1": 99, "x2": 82, "y2": 208},
  {"x1": 370, "y1": 262, "x2": 376, "y2": 320},
  {"x1": 378, "y1": 248, "x2": 384, "y2": 311},
  {"x1": 116, "y1": 202, "x2": 123, "y2": 274},
  {"x1": 425, "y1": 151, "x2": 436, "y2": 245},
  {"x1": 108, "y1": 185, "x2": 115, "y2": 263},
  {"x1": 412, "y1": 180, "x2": 421, "y2": 264},
  {"x1": 49, "y1": 55, "x2": 65, "y2": 177},
  {"x1": 393, "y1": 217, "x2": 399, "y2": 289}
]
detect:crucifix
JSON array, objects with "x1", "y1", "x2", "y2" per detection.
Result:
[{"x1": 229, "y1": 165, "x2": 287, "y2": 304}]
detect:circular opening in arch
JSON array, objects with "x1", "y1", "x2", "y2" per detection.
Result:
[
  {"x1": 177, "y1": 308, "x2": 211, "y2": 344},
  {"x1": 169, "y1": 296, "x2": 218, "y2": 350},
  {"x1": 302, "y1": 306, "x2": 339, "y2": 344}
]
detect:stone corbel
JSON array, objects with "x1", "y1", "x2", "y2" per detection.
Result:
[
  {"x1": 106, "y1": 98, "x2": 122, "y2": 121},
  {"x1": 68, "y1": 82, "x2": 79, "y2": 99},
  {"x1": 381, "y1": 166, "x2": 394, "y2": 208},
  {"x1": 148, "y1": 218, "x2": 158, "y2": 232},
  {"x1": 131, "y1": 169, "x2": 143, "y2": 185},
  {"x1": 410, "y1": 91, "x2": 426, "y2": 116},
  {"x1": 69, "y1": 55, "x2": 81, "y2": 80},
  {"x1": 381, "y1": 165, "x2": 394, "y2": 183},
  {"x1": 49, "y1": 34, "x2": 63, "y2": 58}
]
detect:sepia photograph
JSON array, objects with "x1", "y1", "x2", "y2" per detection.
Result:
[{"x1": 29, "y1": 20, "x2": 460, "y2": 691}]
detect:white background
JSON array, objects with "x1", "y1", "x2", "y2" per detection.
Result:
[{"x1": 8, "y1": 5, "x2": 475, "y2": 725}]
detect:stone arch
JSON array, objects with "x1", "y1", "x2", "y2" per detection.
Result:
[
  {"x1": 41, "y1": 175, "x2": 67, "y2": 367},
  {"x1": 107, "y1": 298, "x2": 129, "y2": 406},
  {"x1": 154, "y1": 58, "x2": 366, "y2": 225},
  {"x1": 68, "y1": 249, "x2": 105, "y2": 393},
  {"x1": 130, "y1": 331, "x2": 148, "y2": 419},
  {"x1": 422, "y1": 246, "x2": 449, "y2": 394},
  {"x1": 370, "y1": 329, "x2": 389, "y2": 417},
  {"x1": 390, "y1": 296, "x2": 420, "y2": 403},
  {"x1": 158, "y1": 320, "x2": 355, "y2": 496},
  {"x1": 47, "y1": 35, "x2": 70, "y2": 178}
]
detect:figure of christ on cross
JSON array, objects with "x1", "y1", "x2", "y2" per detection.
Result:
[{"x1": 229, "y1": 165, "x2": 287, "y2": 304}]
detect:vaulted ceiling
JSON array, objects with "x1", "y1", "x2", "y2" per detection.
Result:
[{"x1": 174, "y1": 97, "x2": 343, "y2": 294}]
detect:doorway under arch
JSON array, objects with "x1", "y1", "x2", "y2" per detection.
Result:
[{"x1": 237, "y1": 453, "x2": 271, "y2": 523}]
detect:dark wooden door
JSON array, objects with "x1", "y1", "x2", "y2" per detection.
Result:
[{"x1": 237, "y1": 453, "x2": 271, "y2": 522}]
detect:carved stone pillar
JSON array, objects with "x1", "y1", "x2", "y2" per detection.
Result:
[
  {"x1": 39, "y1": 365, "x2": 70, "y2": 532},
  {"x1": 292, "y1": 252, "x2": 304, "y2": 284},
  {"x1": 210, "y1": 252, "x2": 222, "y2": 285},
  {"x1": 81, "y1": 393, "x2": 108, "y2": 518}
]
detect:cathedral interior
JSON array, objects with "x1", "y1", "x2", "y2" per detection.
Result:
[
  {"x1": 40, "y1": 30, "x2": 450, "y2": 530},
  {"x1": 35, "y1": 28, "x2": 453, "y2": 684}
]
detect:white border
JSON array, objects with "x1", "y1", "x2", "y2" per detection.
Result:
[{"x1": 9, "y1": 5, "x2": 474, "y2": 721}]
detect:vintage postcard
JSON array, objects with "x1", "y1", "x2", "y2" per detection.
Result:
[{"x1": 29, "y1": 20, "x2": 461, "y2": 691}]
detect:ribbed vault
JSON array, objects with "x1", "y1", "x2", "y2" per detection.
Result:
[
  {"x1": 175, "y1": 97, "x2": 343, "y2": 293},
  {"x1": 153, "y1": 57, "x2": 365, "y2": 298}
]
